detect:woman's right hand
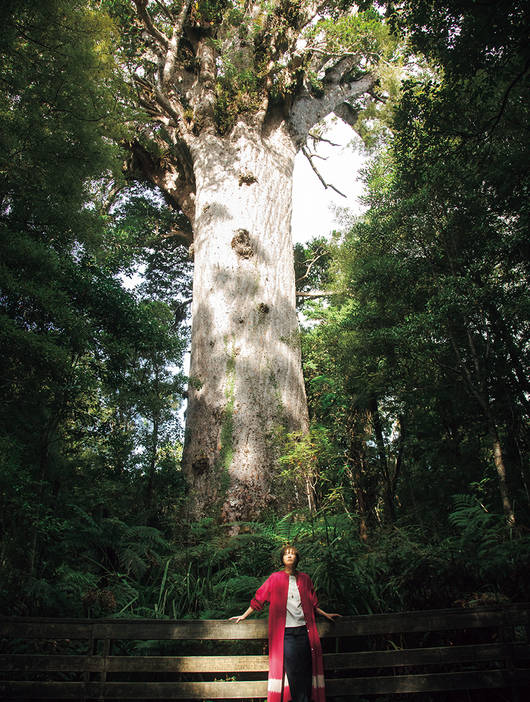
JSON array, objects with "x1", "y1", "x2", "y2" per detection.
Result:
[{"x1": 229, "y1": 606, "x2": 253, "y2": 623}]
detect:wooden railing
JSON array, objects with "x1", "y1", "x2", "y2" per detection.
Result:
[{"x1": 1, "y1": 604, "x2": 529, "y2": 700}]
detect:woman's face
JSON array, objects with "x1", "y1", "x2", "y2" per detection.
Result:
[{"x1": 283, "y1": 549, "x2": 297, "y2": 568}]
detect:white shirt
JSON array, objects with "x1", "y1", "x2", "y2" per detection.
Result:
[{"x1": 285, "y1": 574, "x2": 306, "y2": 627}]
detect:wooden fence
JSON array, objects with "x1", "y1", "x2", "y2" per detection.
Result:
[{"x1": 1, "y1": 604, "x2": 529, "y2": 700}]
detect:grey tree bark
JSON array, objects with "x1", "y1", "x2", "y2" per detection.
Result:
[{"x1": 184, "y1": 123, "x2": 306, "y2": 520}]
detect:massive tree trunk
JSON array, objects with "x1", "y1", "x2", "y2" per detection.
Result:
[
  {"x1": 184, "y1": 123, "x2": 308, "y2": 520},
  {"x1": 123, "y1": 0, "x2": 378, "y2": 521}
]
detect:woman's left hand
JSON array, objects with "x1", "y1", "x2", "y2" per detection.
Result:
[
  {"x1": 323, "y1": 612, "x2": 341, "y2": 622},
  {"x1": 316, "y1": 607, "x2": 341, "y2": 622}
]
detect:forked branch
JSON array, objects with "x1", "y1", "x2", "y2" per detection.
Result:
[{"x1": 302, "y1": 146, "x2": 346, "y2": 197}]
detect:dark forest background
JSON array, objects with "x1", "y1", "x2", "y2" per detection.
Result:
[{"x1": 1, "y1": 0, "x2": 530, "y2": 628}]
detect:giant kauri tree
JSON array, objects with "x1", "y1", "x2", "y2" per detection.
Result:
[{"x1": 118, "y1": 0, "x2": 389, "y2": 520}]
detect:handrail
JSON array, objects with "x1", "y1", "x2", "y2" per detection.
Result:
[{"x1": 1, "y1": 603, "x2": 529, "y2": 699}]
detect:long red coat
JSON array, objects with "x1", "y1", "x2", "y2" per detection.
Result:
[{"x1": 250, "y1": 571, "x2": 326, "y2": 702}]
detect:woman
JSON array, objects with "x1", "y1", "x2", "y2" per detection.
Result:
[{"x1": 230, "y1": 546, "x2": 340, "y2": 702}]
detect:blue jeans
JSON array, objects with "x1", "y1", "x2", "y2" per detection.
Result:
[{"x1": 284, "y1": 626, "x2": 311, "y2": 702}]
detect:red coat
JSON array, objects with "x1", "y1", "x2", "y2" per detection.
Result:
[{"x1": 251, "y1": 571, "x2": 326, "y2": 702}]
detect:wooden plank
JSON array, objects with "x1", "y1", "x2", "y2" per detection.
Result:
[
  {"x1": 44, "y1": 608, "x2": 519, "y2": 641},
  {"x1": 316, "y1": 606, "x2": 527, "y2": 638},
  {"x1": 3, "y1": 673, "x2": 530, "y2": 700},
  {"x1": 88, "y1": 680, "x2": 270, "y2": 698},
  {"x1": 0, "y1": 680, "x2": 270, "y2": 699},
  {"x1": 0, "y1": 655, "x2": 105, "y2": 672},
  {"x1": 0, "y1": 643, "x2": 519, "y2": 674},
  {"x1": 0, "y1": 617, "x2": 267, "y2": 641},
  {"x1": 91, "y1": 619, "x2": 269, "y2": 641},
  {"x1": 0, "y1": 654, "x2": 270, "y2": 674},
  {"x1": 0, "y1": 620, "x2": 94, "y2": 640},
  {"x1": 323, "y1": 643, "x2": 509, "y2": 670},
  {"x1": 325, "y1": 670, "x2": 523, "y2": 695},
  {"x1": 83, "y1": 632, "x2": 96, "y2": 693},
  {"x1": 1, "y1": 604, "x2": 529, "y2": 640},
  {"x1": 503, "y1": 608, "x2": 530, "y2": 627},
  {"x1": 0, "y1": 682, "x2": 86, "y2": 699},
  {"x1": 105, "y1": 655, "x2": 270, "y2": 673},
  {"x1": 0, "y1": 644, "x2": 520, "y2": 675}
]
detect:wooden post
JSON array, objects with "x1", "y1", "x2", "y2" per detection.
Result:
[
  {"x1": 82, "y1": 633, "x2": 96, "y2": 702},
  {"x1": 500, "y1": 609, "x2": 521, "y2": 702},
  {"x1": 99, "y1": 637, "x2": 111, "y2": 702}
]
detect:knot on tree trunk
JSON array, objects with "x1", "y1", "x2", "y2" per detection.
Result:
[
  {"x1": 192, "y1": 451, "x2": 210, "y2": 475},
  {"x1": 238, "y1": 169, "x2": 258, "y2": 186},
  {"x1": 231, "y1": 229, "x2": 254, "y2": 259}
]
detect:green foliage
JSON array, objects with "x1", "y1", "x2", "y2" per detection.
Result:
[
  {"x1": 303, "y1": 0, "x2": 530, "y2": 526},
  {"x1": 215, "y1": 69, "x2": 262, "y2": 134},
  {"x1": 0, "y1": 0, "x2": 126, "y2": 231},
  {"x1": 277, "y1": 427, "x2": 321, "y2": 478},
  {"x1": 0, "y1": 0, "x2": 190, "y2": 615},
  {"x1": 3, "y1": 491, "x2": 529, "y2": 620},
  {"x1": 388, "y1": 0, "x2": 530, "y2": 80},
  {"x1": 305, "y1": 10, "x2": 391, "y2": 68},
  {"x1": 294, "y1": 237, "x2": 332, "y2": 304},
  {"x1": 448, "y1": 494, "x2": 529, "y2": 591},
  {"x1": 283, "y1": 0, "x2": 530, "y2": 611}
]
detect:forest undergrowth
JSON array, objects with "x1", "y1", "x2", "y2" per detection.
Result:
[{"x1": 3, "y1": 497, "x2": 528, "y2": 622}]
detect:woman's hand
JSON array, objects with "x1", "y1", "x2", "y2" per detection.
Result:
[
  {"x1": 323, "y1": 612, "x2": 341, "y2": 622},
  {"x1": 316, "y1": 607, "x2": 341, "y2": 622},
  {"x1": 229, "y1": 615, "x2": 246, "y2": 623},
  {"x1": 229, "y1": 606, "x2": 253, "y2": 623}
]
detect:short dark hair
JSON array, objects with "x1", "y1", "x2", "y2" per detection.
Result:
[{"x1": 280, "y1": 545, "x2": 300, "y2": 567}]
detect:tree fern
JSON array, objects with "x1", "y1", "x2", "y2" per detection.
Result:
[{"x1": 449, "y1": 494, "x2": 493, "y2": 532}]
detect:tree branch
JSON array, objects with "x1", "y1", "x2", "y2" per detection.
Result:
[
  {"x1": 296, "y1": 290, "x2": 331, "y2": 298},
  {"x1": 302, "y1": 146, "x2": 346, "y2": 197},
  {"x1": 296, "y1": 247, "x2": 327, "y2": 285},
  {"x1": 132, "y1": 0, "x2": 169, "y2": 50},
  {"x1": 192, "y1": 37, "x2": 217, "y2": 134},
  {"x1": 308, "y1": 130, "x2": 341, "y2": 147},
  {"x1": 297, "y1": 0, "x2": 332, "y2": 30},
  {"x1": 163, "y1": 0, "x2": 192, "y2": 87},
  {"x1": 290, "y1": 67, "x2": 375, "y2": 144},
  {"x1": 333, "y1": 100, "x2": 360, "y2": 128},
  {"x1": 134, "y1": 74, "x2": 191, "y2": 135},
  {"x1": 487, "y1": 54, "x2": 530, "y2": 138},
  {"x1": 154, "y1": 0, "x2": 173, "y2": 22},
  {"x1": 101, "y1": 182, "x2": 124, "y2": 215}
]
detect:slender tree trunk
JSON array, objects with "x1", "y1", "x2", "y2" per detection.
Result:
[
  {"x1": 486, "y1": 412, "x2": 516, "y2": 527},
  {"x1": 345, "y1": 411, "x2": 369, "y2": 540},
  {"x1": 346, "y1": 444, "x2": 369, "y2": 541},
  {"x1": 370, "y1": 394, "x2": 396, "y2": 525},
  {"x1": 182, "y1": 123, "x2": 309, "y2": 521},
  {"x1": 145, "y1": 415, "x2": 159, "y2": 514},
  {"x1": 446, "y1": 321, "x2": 515, "y2": 525},
  {"x1": 26, "y1": 438, "x2": 48, "y2": 584}
]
